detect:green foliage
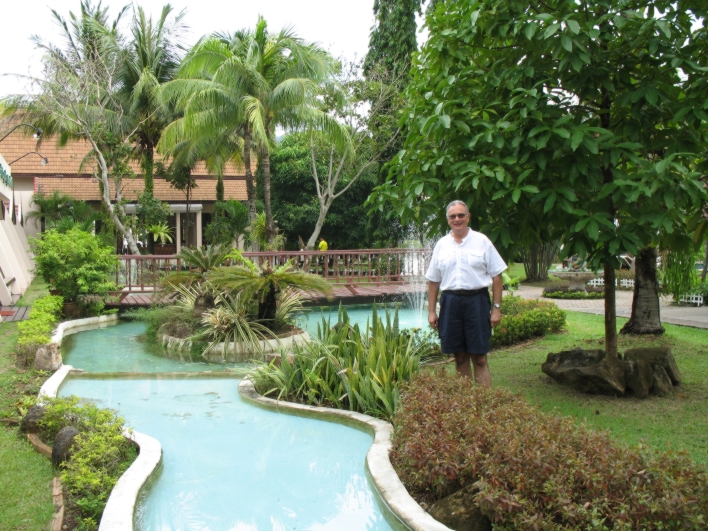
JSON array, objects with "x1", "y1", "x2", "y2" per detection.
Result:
[
  {"x1": 373, "y1": 0, "x2": 708, "y2": 270},
  {"x1": 204, "y1": 200, "x2": 249, "y2": 246},
  {"x1": 207, "y1": 258, "x2": 333, "y2": 323},
  {"x1": 30, "y1": 229, "x2": 118, "y2": 302},
  {"x1": 26, "y1": 192, "x2": 104, "y2": 234},
  {"x1": 543, "y1": 286, "x2": 605, "y2": 299},
  {"x1": 391, "y1": 371, "x2": 708, "y2": 529},
  {"x1": 491, "y1": 296, "x2": 565, "y2": 348},
  {"x1": 16, "y1": 295, "x2": 64, "y2": 366},
  {"x1": 176, "y1": 244, "x2": 231, "y2": 273},
  {"x1": 661, "y1": 249, "x2": 698, "y2": 301},
  {"x1": 39, "y1": 397, "x2": 137, "y2": 529},
  {"x1": 251, "y1": 306, "x2": 421, "y2": 419},
  {"x1": 145, "y1": 222, "x2": 173, "y2": 244},
  {"x1": 136, "y1": 193, "x2": 171, "y2": 228},
  {"x1": 270, "y1": 132, "x2": 379, "y2": 249},
  {"x1": 364, "y1": 0, "x2": 421, "y2": 81},
  {"x1": 123, "y1": 305, "x2": 199, "y2": 340}
]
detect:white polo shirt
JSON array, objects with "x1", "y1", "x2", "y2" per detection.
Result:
[{"x1": 425, "y1": 229, "x2": 507, "y2": 291}]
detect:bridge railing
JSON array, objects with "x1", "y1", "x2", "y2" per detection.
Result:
[{"x1": 116, "y1": 248, "x2": 432, "y2": 292}]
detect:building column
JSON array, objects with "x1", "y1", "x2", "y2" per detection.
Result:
[
  {"x1": 175, "y1": 212, "x2": 181, "y2": 254},
  {"x1": 196, "y1": 211, "x2": 203, "y2": 248}
]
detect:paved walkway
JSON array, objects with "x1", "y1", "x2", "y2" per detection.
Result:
[
  {"x1": 0, "y1": 306, "x2": 30, "y2": 322},
  {"x1": 516, "y1": 285, "x2": 708, "y2": 329}
]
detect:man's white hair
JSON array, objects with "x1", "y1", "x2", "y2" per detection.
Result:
[{"x1": 446, "y1": 200, "x2": 469, "y2": 214}]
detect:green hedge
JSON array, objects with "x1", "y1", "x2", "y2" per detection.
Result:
[
  {"x1": 542, "y1": 286, "x2": 605, "y2": 299},
  {"x1": 391, "y1": 372, "x2": 708, "y2": 530},
  {"x1": 491, "y1": 296, "x2": 565, "y2": 348},
  {"x1": 17, "y1": 295, "x2": 63, "y2": 348}
]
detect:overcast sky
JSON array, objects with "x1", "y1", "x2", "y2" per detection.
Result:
[{"x1": 0, "y1": 0, "x2": 398, "y2": 97}]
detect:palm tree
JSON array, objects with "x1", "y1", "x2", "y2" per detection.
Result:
[
  {"x1": 205, "y1": 199, "x2": 250, "y2": 246},
  {"x1": 160, "y1": 16, "x2": 348, "y2": 243},
  {"x1": 207, "y1": 258, "x2": 332, "y2": 323},
  {"x1": 120, "y1": 4, "x2": 186, "y2": 197}
]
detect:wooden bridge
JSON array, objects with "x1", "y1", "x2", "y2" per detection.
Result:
[{"x1": 110, "y1": 248, "x2": 431, "y2": 308}]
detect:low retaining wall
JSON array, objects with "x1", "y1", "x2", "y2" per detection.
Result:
[
  {"x1": 238, "y1": 379, "x2": 451, "y2": 531},
  {"x1": 51, "y1": 314, "x2": 120, "y2": 344}
]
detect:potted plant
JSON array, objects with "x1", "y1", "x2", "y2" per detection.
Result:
[{"x1": 30, "y1": 228, "x2": 119, "y2": 317}]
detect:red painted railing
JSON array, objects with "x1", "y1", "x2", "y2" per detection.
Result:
[{"x1": 116, "y1": 249, "x2": 431, "y2": 292}]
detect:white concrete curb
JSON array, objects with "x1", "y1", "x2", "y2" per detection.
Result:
[
  {"x1": 38, "y1": 316, "x2": 163, "y2": 531},
  {"x1": 99, "y1": 429, "x2": 162, "y2": 531},
  {"x1": 51, "y1": 313, "x2": 120, "y2": 344},
  {"x1": 238, "y1": 379, "x2": 451, "y2": 531}
]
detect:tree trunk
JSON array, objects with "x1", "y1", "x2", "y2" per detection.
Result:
[
  {"x1": 185, "y1": 184, "x2": 191, "y2": 248},
  {"x1": 258, "y1": 284, "x2": 278, "y2": 322},
  {"x1": 243, "y1": 125, "x2": 256, "y2": 223},
  {"x1": 702, "y1": 239, "x2": 708, "y2": 283},
  {"x1": 143, "y1": 147, "x2": 154, "y2": 197},
  {"x1": 306, "y1": 200, "x2": 331, "y2": 250},
  {"x1": 216, "y1": 174, "x2": 224, "y2": 202},
  {"x1": 604, "y1": 262, "x2": 618, "y2": 356},
  {"x1": 262, "y1": 151, "x2": 275, "y2": 244},
  {"x1": 620, "y1": 247, "x2": 664, "y2": 335},
  {"x1": 522, "y1": 242, "x2": 557, "y2": 281}
]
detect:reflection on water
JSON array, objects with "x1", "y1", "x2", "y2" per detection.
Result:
[{"x1": 59, "y1": 377, "x2": 394, "y2": 531}]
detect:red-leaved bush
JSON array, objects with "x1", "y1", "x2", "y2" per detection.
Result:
[{"x1": 391, "y1": 372, "x2": 708, "y2": 530}]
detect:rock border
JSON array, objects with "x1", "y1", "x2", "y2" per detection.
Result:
[{"x1": 238, "y1": 379, "x2": 451, "y2": 531}]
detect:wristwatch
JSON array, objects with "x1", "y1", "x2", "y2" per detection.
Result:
[{"x1": 492, "y1": 303, "x2": 501, "y2": 309}]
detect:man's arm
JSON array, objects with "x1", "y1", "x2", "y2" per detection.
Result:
[
  {"x1": 428, "y1": 281, "x2": 440, "y2": 329},
  {"x1": 491, "y1": 274, "x2": 502, "y2": 327}
]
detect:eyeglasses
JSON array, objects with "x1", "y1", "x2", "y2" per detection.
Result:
[{"x1": 447, "y1": 213, "x2": 468, "y2": 220}]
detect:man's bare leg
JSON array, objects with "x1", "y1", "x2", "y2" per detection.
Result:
[
  {"x1": 454, "y1": 353, "x2": 473, "y2": 379},
  {"x1": 471, "y1": 354, "x2": 491, "y2": 387}
]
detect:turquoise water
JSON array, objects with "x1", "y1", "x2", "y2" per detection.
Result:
[
  {"x1": 60, "y1": 320, "x2": 398, "y2": 530},
  {"x1": 62, "y1": 321, "x2": 243, "y2": 373},
  {"x1": 298, "y1": 305, "x2": 427, "y2": 336}
]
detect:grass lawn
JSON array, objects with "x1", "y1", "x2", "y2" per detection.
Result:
[
  {"x1": 15, "y1": 278, "x2": 49, "y2": 307},
  {"x1": 489, "y1": 311, "x2": 708, "y2": 465},
  {"x1": 507, "y1": 262, "x2": 568, "y2": 288},
  {"x1": 0, "y1": 317, "x2": 55, "y2": 530}
]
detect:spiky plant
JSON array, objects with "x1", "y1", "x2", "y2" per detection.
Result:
[
  {"x1": 207, "y1": 258, "x2": 332, "y2": 324},
  {"x1": 177, "y1": 244, "x2": 232, "y2": 273}
]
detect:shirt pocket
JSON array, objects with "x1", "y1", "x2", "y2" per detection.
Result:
[
  {"x1": 466, "y1": 250, "x2": 486, "y2": 271},
  {"x1": 438, "y1": 249, "x2": 456, "y2": 271}
]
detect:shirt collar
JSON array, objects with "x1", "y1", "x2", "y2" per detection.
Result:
[{"x1": 449, "y1": 228, "x2": 472, "y2": 244}]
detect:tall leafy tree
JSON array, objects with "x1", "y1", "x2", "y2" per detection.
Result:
[
  {"x1": 120, "y1": 4, "x2": 187, "y2": 197},
  {"x1": 364, "y1": 0, "x2": 422, "y2": 80},
  {"x1": 161, "y1": 17, "x2": 346, "y2": 244},
  {"x1": 372, "y1": 0, "x2": 708, "y2": 355}
]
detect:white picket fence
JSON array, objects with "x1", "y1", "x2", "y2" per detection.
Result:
[
  {"x1": 679, "y1": 293, "x2": 704, "y2": 306},
  {"x1": 586, "y1": 277, "x2": 703, "y2": 306}
]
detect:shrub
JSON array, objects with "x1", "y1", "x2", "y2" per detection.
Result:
[
  {"x1": 543, "y1": 285, "x2": 605, "y2": 299},
  {"x1": 16, "y1": 295, "x2": 64, "y2": 366},
  {"x1": 39, "y1": 397, "x2": 137, "y2": 529},
  {"x1": 391, "y1": 372, "x2": 708, "y2": 530},
  {"x1": 491, "y1": 296, "x2": 565, "y2": 348},
  {"x1": 251, "y1": 306, "x2": 421, "y2": 420},
  {"x1": 30, "y1": 228, "x2": 118, "y2": 302}
]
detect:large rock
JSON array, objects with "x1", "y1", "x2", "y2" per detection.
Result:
[
  {"x1": 52, "y1": 426, "x2": 80, "y2": 468},
  {"x1": 429, "y1": 483, "x2": 492, "y2": 531},
  {"x1": 542, "y1": 349, "x2": 627, "y2": 396},
  {"x1": 623, "y1": 359, "x2": 653, "y2": 399},
  {"x1": 624, "y1": 347, "x2": 681, "y2": 385},
  {"x1": 34, "y1": 343, "x2": 62, "y2": 371},
  {"x1": 20, "y1": 405, "x2": 46, "y2": 434},
  {"x1": 651, "y1": 366, "x2": 674, "y2": 396}
]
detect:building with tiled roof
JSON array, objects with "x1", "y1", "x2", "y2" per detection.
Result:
[{"x1": 1, "y1": 120, "x2": 250, "y2": 253}]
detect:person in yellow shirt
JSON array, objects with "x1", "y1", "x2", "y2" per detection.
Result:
[{"x1": 318, "y1": 237, "x2": 328, "y2": 251}]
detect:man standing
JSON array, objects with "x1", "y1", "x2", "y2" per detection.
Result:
[{"x1": 426, "y1": 200, "x2": 507, "y2": 386}]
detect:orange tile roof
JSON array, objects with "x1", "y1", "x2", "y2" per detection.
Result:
[
  {"x1": 35, "y1": 176, "x2": 247, "y2": 202},
  {"x1": 0, "y1": 121, "x2": 250, "y2": 178}
]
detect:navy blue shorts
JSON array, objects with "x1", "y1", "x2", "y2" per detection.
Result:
[{"x1": 438, "y1": 290, "x2": 491, "y2": 355}]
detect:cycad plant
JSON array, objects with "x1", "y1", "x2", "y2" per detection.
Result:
[{"x1": 207, "y1": 258, "x2": 332, "y2": 324}]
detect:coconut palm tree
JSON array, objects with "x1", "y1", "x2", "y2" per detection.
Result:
[
  {"x1": 160, "y1": 16, "x2": 349, "y2": 243},
  {"x1": 120, "y1": 4, "x2": 187, "y2": 198}
]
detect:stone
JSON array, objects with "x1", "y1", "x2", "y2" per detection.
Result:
[
  {"x1": 20, "y1": 405, "x2": 47, "y2": 434},
  {"x1": 624, "y1": 347, "x2": 681, "y2": 385},
  {"x1": 428, "y1": 483, "x2": 492, "y2": 531},
  {"x1": 192, "y1": 291, "x2": 216, "y2": 319},
  {"x1": 542, "y1": 349, "x2": 627, "y2": 396},
  {"x1": 650, "y1": 365, "x2": 674, "y2": 396},
  {"x1": 623, "y1": 359, "x2": 653, "y2": 399},
  {"x1": 52, "y1": 426, "x2": 80, "y2": 468},
  {"x1": 34, "y1": 343, "x2": 62, "y2": 371}
]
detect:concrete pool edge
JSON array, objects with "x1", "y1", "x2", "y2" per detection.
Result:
[
  {"x1": 38, "y1": 362, "x2": 164, "y2": 531},
  {"x1": 238, "y1": 379, "x2": 452, "y2": 531},
  {"x1": 52, "y1": 314, "x2": 121, "y2": 344}
]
